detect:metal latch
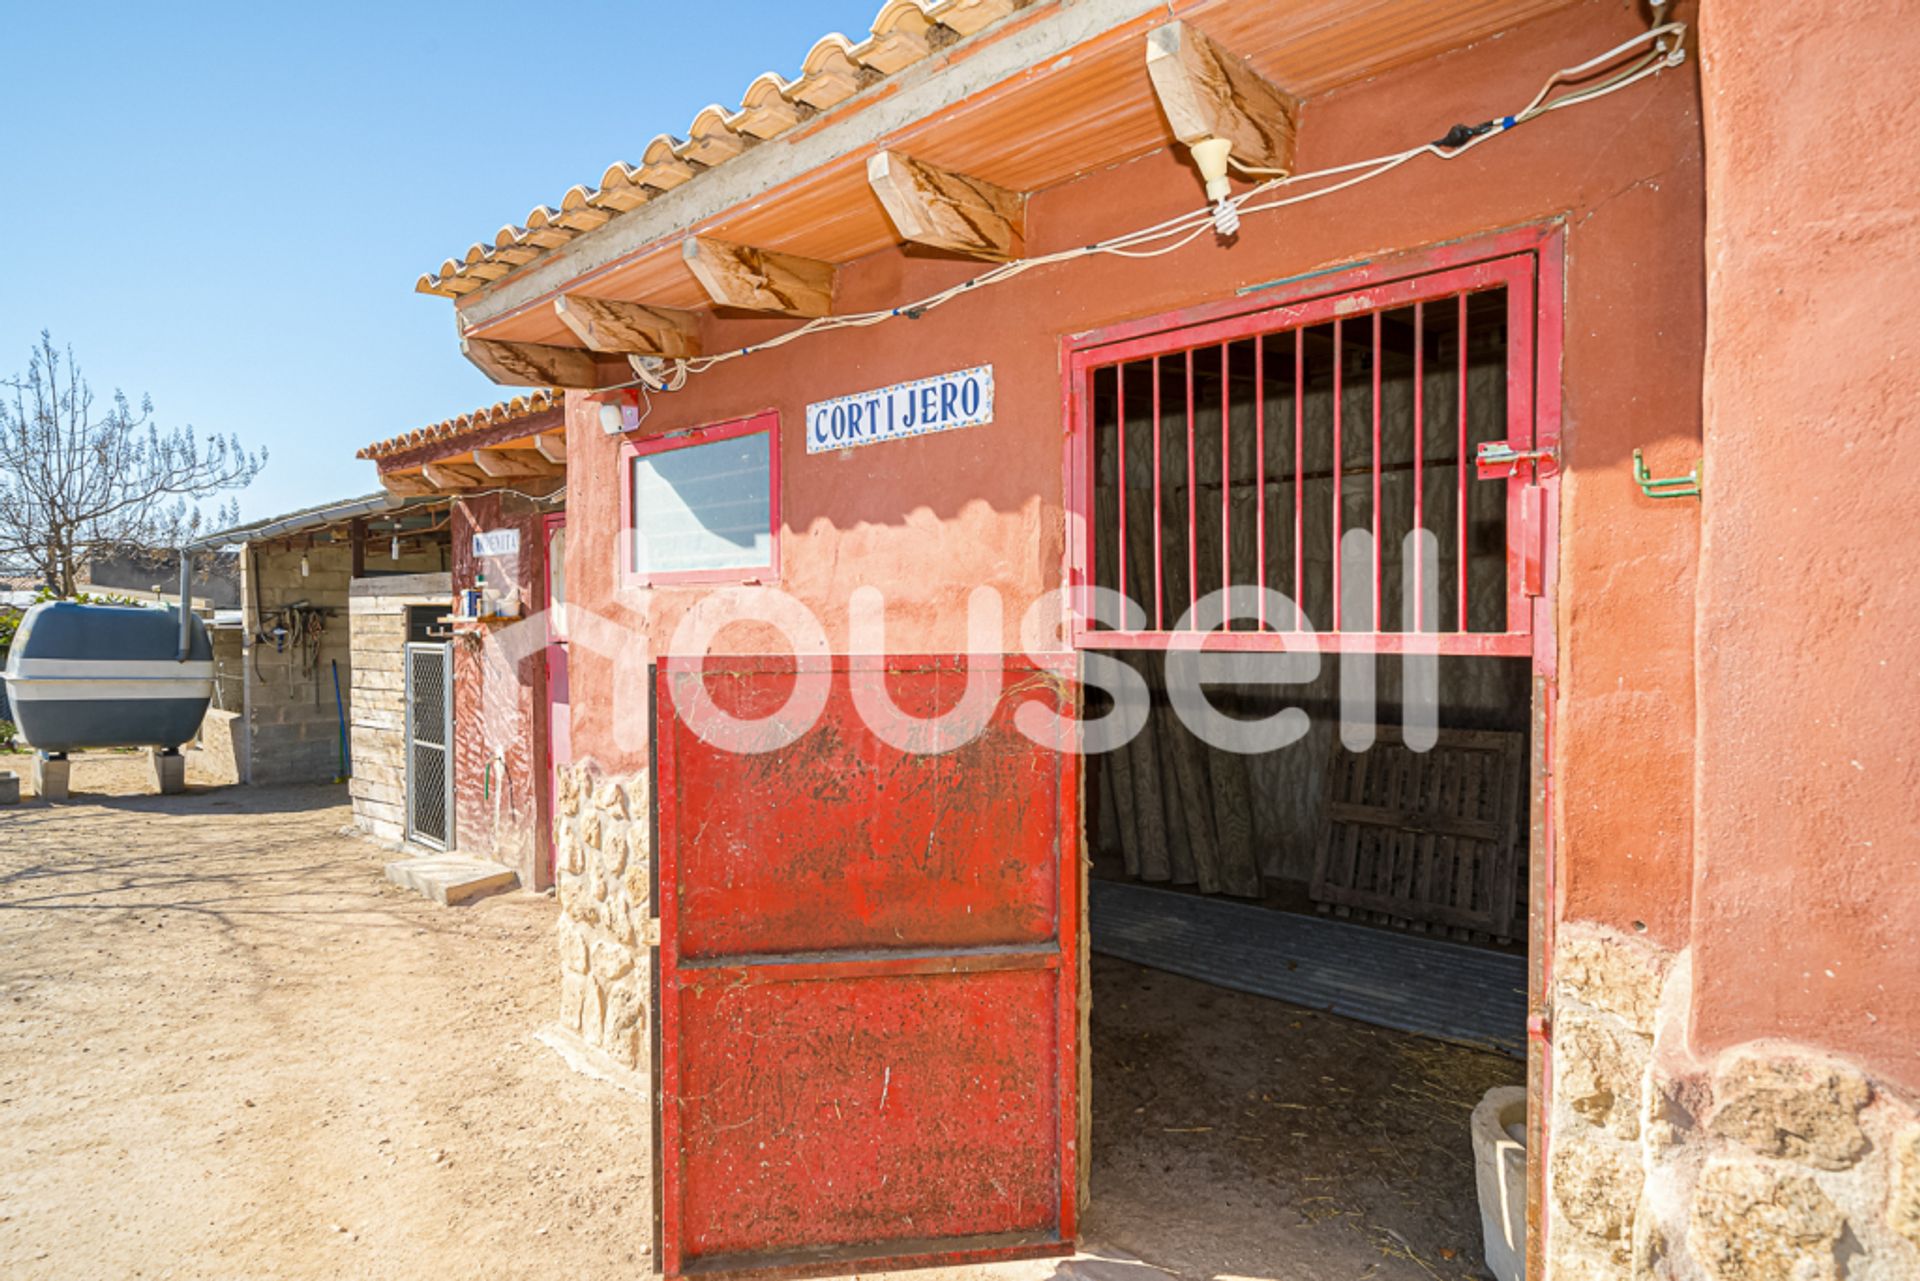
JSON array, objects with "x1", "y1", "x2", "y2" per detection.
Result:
[{"x1": 1476, "y1": 440, "x2": 1559, "y2": 480}]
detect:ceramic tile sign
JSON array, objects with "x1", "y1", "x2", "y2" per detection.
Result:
[
  {"x1": 472, "y1": 529, "x2": 520, "y2": 558},
  {"x1": 806, "y1": 364, "x2": 994, "y2": 454}
]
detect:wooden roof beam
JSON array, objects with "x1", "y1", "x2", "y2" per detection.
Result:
[
  {"x1": 1146, "y1": 20, "x2": 1300, "y2": 175},
  {"x1": 472, "y1": 447, "x2": 563, "y2": 480},
  {"x1": 534, "y1": 431, "x2": 567, "y2": 465},
  {"x1": 681, "y1": 236, "x2": 834, "y2": 318},
  {"x1": 460, "y1": 334, "x2": 603, "y2": 389},
  {"x1": 554, "y1": 295, "x2": 701, "y2": 359},
  {"x1": 421, "y1": 461, "x2": 489, "y2": 491},
  {"x1": 868, "y1": 150, "x2": 1026, "y2": 262},
  {"x1": 378, "y1": 470, "x2": 438, "y2": 497}
]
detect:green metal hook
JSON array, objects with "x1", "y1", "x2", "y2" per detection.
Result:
[{"x1": 1633, "y1": 448, "x2": 1702, "y2": 500}]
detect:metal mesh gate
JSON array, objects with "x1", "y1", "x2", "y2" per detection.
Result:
[{"x1": 405, "y1": 642, "x2": 453, "y2": 849}]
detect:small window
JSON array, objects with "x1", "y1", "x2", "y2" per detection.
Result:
[{"x1": 620, "y1": 411, "x2": 779, "y2": 585}]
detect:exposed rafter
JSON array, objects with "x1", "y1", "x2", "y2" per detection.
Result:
[
  {"x1": 868, "y1": 151, "x2": 1026, "y2": 261},
  {"x1": 422, "y1": 461, "x2": 487, "y2": 491},
  {"x1": 378, "y1": 471, "x2": 439, "y2": 497},
  {"x1": 472, "y1": 447, "x2": 563, "y2": 480},
  {"x1": 681, "y1": 236, "x2": 834, "y2": 318},
  {"x1": 1145, "y1": 20, "x2": 1300, "y2": 174},
  {"x1": 534, "y1": 431, "x2": 568, "y2": 465},
  {"x1": 460, "y1": 334, "x2": 602, "y2": 389},
  {"x1": 554, "y1": 295, "x2": 701, "y2": 359}
]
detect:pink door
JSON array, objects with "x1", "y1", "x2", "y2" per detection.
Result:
[{"x1": 543, "y1": 514, "x2": 570, "y2": 878}]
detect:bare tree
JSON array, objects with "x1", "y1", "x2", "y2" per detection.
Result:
[{"x1": 0, "y1": 332, "x2": 266, "y2": 596}]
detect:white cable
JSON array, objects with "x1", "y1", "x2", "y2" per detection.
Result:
[{"x1": 637, "y1": 21, "x2": 1686, "y2": 385}]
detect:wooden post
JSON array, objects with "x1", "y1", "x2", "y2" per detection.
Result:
[{"x1": 350, "y1": 518, "x2": 366, "y2": 579}]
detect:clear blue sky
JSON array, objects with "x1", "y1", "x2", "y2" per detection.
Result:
[{"x1": 1, "y1": 1, "x2": 885, "y2": 524}]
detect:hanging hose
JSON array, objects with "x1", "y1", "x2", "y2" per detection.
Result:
[{"x1": 331, "y1": 659, "x2": 349, "y2": 784}]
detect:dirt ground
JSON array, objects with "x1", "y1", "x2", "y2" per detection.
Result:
[
  {"x1": 0, "y1": 752, "x2": 1521, "y2": 1281},
  {"x1": 1085, "y1": 955, "x2": 1522, "y2": 1281},
  {"x1": 0, "y1": 753, "x2": 651, "y2": 1280}
]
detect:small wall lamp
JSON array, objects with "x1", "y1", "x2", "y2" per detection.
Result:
[{"x1": 594, "y1": 389, "x2": 643, "y2": 435}]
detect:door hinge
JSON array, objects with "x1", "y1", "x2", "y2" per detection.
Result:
[{"x1": 1476, "y1": 440, "x2": 1559, "y2": 480}]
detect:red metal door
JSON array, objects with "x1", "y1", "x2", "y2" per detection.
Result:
[{"x1": 655, "y1": 655, "x2": 1080, "y2": 1277}]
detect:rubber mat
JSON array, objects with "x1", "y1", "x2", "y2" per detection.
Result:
[{"x1": 1089, "y1": 879, "x2": 1528, "y2": 1058}]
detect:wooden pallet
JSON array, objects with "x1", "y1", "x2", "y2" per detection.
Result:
[{"x1": 1309, "y1": 726, "x2": 1526, "y2": 942}]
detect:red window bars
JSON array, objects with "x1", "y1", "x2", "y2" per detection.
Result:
[{"x1": 1066, "y1": 244, "x2": 1552, "y2": 658}]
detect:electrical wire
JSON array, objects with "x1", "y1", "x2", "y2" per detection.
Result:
[{"x1": 585, "y1": 21, "x2": 1687, "y2": 392}]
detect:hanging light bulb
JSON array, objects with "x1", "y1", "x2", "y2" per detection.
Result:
[
  {"x1": 391, "y1": 534, "x2": 401, "y2": 561},
  {"x1": 300, "y1": 553, "x2": 310, "y2": 577}
]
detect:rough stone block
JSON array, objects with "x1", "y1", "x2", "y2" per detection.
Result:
[
  {"x1": 560, "y1": 972, "x2": 588, "y2": 1033},
  {"x1": 32, "y1": 755, "x2": 71, "y2": 803},
  {"x1": 1549, "y1": 1237, "x2": 1630, "y2": 1281},
  {"x1": 559, "y1": 928, "x2": 589, "y2": 975},
  {"x1": 1688, "y1": 1159, "x2": 1843, "y2": 1281},
  {"x1": 583, "y1": 975, "x2": 608, "y2": 1044},
  {"x1": 1709, "y1": 1049, "x2": 1871, "y2": 1171},
  {"x1": 1557, "y1": 929, "x2": 1670, "y2": 1034},
  {"x1": 581, "y1": 811, "x2": 602, "y2": 850},
  {"x1": 1552, "y1": 1133, "x2": 1643, "y2": 1256},
  {"x1": 1560, "y1": 1006, "x2": 1652, "y2": 1140},
  {"x1": 1890, "y1": 1125, "x2": 1920, "y2": 1245},
  {"x1": 594, "y1": 780, "x2": 628, "y2": 818},
  {"x1": 603, "y1": 979, "x2": 645, "y2": 1069},
  {"x1": 591, "y1": 939, "x2": 634, "y2": 982}
]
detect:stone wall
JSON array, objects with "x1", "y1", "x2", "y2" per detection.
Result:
[
  {"x1": 549, "y1": 760, "x2": 651, "y2": 1078},
  {"x1": 348, "y1": 572, "x2": 451, "y2": 846},
  {"x1": 1547, "y1": 922, "x2": 1920, "y2": 1280}
]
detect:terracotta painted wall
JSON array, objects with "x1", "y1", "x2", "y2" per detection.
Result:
[
  {"x1": 1691, "y1": 1, "x2": 1920, "y2": 1092},
  {"x1": 451, "y1": 494, "x2": 553, "y2": 890},
  {"x1": 562, "y1": 1, "x2": 1706, "y2": 945}
]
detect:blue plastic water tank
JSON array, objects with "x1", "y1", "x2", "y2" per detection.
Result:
[{"x1": 1, "y1": 602, "x2": 214, "y2": 753}]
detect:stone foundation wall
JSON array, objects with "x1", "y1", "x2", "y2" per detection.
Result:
[
  {"x1": 551, "y1": 761, "x2": 652, "y2": 1076},
  {"x1": 1548, "y1": 923, "x2": 1920, "y2": 1279}
]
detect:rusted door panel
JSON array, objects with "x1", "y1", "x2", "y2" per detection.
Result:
[
  {"x1": 675, "y1": 967, "x2": 1062, "y2": 1260},
  {"x1": 657, "y1": 656, "x2": 1079, "y2": 1278}
]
